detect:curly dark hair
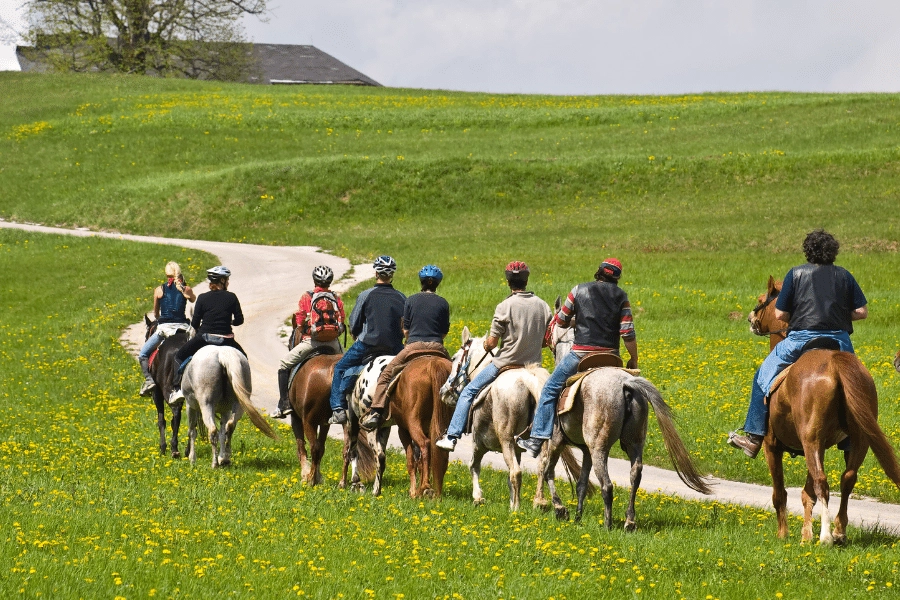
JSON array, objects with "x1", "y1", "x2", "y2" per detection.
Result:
[{"x1": 803, "y1": 229, "x2": 840, "y2": 264}]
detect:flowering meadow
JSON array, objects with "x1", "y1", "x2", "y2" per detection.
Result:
[{"x1": 2, "y1": 73, "x2": 900, "y2": 596}]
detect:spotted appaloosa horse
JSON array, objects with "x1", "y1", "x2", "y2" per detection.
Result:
[
  {"x1": 144, "y1": 315, "x2": 187, "y2": 457},
  {"x1": 749, "y1": 277, "x2": 900, "y2": 544},
  {"x1": 346, "y1": 354, "x2": 452, "y2": 498},
  {"x1": 536, "y1": 316, "x2": 712, "y2": 529},
  {"x1": 440, "y1": 327, "x2": 552, "y2": 511},
  {"x1": 182, "y1": 345, "x2": 277, "y2": 468}
]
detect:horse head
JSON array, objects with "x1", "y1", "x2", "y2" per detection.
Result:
[
  {"x1": 748, "y1": 276, "x2": 788, "y2": 344},
  {"x1": 440, "y1": 326, "x2": 493, "y2": 404}
]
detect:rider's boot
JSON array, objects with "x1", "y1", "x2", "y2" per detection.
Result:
[
  {"x1": 271, "y1": 369, "x2": 293, "y2": 419},
  {"x1": 139, "y1": 357, "x2": 156, "y2": 397},
  {"x1": 169, "y1": 360, "x2": 186, "y2": 405},
  {"x1": 360, "y1": 408, "x2": 383, "y2": 431}
]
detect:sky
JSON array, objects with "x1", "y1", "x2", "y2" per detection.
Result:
[{"x1": 2, "y1": 0, "x2": 900, "y2": 95}]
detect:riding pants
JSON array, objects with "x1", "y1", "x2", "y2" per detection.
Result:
[
  {"x1": 445, "y1": 363, "x2": 500, "y2": 439},
  {"x1": 531, "y1": 350, "x2": 582, "y2": 440},
  {"x1": 742, "y1": 329, "x2": 854, "y2": 437},
  {"x1": 329, "y1": 340, "x2": 373, "y2": 412}
]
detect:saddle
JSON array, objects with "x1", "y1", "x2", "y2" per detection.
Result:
[
  {"x1": 463, "y1": 364, "x2": 526, "y2": 434},
  {"x1": 765, "y1": 337, "x2": 843, "y2": 403},
  {"x1": 288, "y1": 346, "x2": 340, "y2": 390}
]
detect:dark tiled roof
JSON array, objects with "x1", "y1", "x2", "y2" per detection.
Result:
[
  {"x1": 16, "y1": 42, "x2": 381, "y2": 86},
  {"x1": 250, "y1": 44, "x2": 380, "y2": 86}
]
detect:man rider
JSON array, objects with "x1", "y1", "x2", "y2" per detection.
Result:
[
  {"x1": 271, "y1": 265, "x2": 346, "y2": 419},
  {"x1": 436, "y1": 261, "x2": 551, "y2": 451},
  {"x1": 517, "y1": 258, "x2": 638, "y2": 458},
  {"x1": 361, "y1": 265, "x2": 451, "y2": 430},
  {"x1": 169, "y1": 266, "x2": 245, "y2": 404},
  {"x1": 138, "y1": 261, "x2": 196, "y2": 396},
  {"x1": 327, "y1": 256, "x2": 406, "y2": 425},
  {"x1": 728, "y1": 229, "x2": 868, "y2": 458}
]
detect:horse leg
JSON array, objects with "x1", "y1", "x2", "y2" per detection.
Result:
[
  {"x1": 800, "y1": 473, "x2": 817, "y2": 543},
  {"x1": 219, "y1": 406, "x2": 239, "y2": 467},
  {"x1": 205, "y1": 412, "x2": 219, "y2": 469},
  {"x1": 834, "y1": 441, "x2": 867, "y2": 546},
  {"x1": 575, "y1": 449, "x2": 594, "y2": 525},
  {"x1": 589, "y1": 446, "x2": 614, "y2": 529},
  {"x1": 186, "y1": 405, "x2": 198, "y2": 465},
  {"x1": 764, "y1": 443, "x2": 789, "y2": 539},
  {"x1": 407, "y1": 422, "x2": 433, "y2": 499},
  {"x1": 290, "y1": 413, "x2": 310, "y2": 482},
  {"x1": 500, "y1": 439, "x2": 522, "y2": 512},
  {"x1": 619, "y1": 440, "x2": 644, "y2": 532},
  {"x1": 397, "y1": 427, "x2": 419, "y2": 498},
  {"x1": 806, "y1": 450, "x2": 833, "y2": 546},
  {"x1": 348, "y1": 420, "x2": 365, "y2": 493},
  {"x1": 312, "y1": 423, "x2": 329, "y2": 487},
  {"x1": 544, "y1": 441, "x2": 569, "y2": 521},
  {"x1": 170, "y1": 403, "x2": 182, "y2": 459},
  {"x1": 372, "y1": 427, "x2": 390, "y2": 497},
  {"x1": 470, "y1": 444, "x2": 488, "y2": 506},
  {"x1": 339, "y1": 424, "x2": 351, "y2": 489},
  {"x1": 152, "y1": 390, "x2": 167, "y2": 454}
]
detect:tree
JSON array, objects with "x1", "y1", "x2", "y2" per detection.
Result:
[{"x1": 22, "y1": 0, "x2": 267, "y2": 81}]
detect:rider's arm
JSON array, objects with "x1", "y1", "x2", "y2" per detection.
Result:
[
  {"x1": 774, "y1": 308, "x2": 791, "y2": 323},
  {"x1": 623, "y1": 338, "x2": 638, "y2": 370},
  {"x1": 484, "y1": 336, "x2": 499, "y2": 352},
  {"x1": 852, "y1": 305, "x2": 868, "y2": 321},
  {"x1": 152, "y1": 286, "x2": 163, "y2": 319}
]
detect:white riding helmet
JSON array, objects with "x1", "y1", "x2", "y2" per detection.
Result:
[
  {"x1": 373, "y1": 255, "x2": 397, "y2": 277},
  {"x1": 312, "y1": 265, "x2": 334, "y2": 287},
  {"x1": 207, "y1": 265, "x2": 231, "y2": 280}
]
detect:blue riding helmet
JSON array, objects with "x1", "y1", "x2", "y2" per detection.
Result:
[{"x1": 418, "y1": 264, "x2": 443, "y2": 282}]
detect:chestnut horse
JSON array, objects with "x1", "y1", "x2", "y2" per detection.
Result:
[
  {"x1": 144, "y1": 315, "x2": 188, "y2": 457},
  {"x1": 287, "y1": 352, "x2": 375, "y2": 486},
  {"x1": 749, "y1": 276, "x2": 900, "y2": 544},
  {"x1": 347, "y1": 355, "x2": 453, "y2": 498}
]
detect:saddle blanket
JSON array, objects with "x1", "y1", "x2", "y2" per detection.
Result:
[{"x1": 557, "y1": 366, "x2": 641, "y2": 416}]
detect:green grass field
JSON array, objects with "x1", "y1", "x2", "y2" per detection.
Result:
[{"x1": 2, "y1": 72, "x2": 900, "y2": 597}]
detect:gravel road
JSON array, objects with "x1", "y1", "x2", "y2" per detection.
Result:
[{"x1": 2, "y1": 219, "x2": 897, "y2": 535}]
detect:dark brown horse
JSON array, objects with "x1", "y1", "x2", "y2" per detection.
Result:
[
  {"x1": 287, "y1": 352, "x2": 375, "y2": 486},
  {"x1": 144, "y1": 315, "x2": 188, "y2": 457},
  {"x1": 347, "y1": 355, "x2": 453, "y2": 498},
  {"x1": 749, "y1": 277, "x2": 900, "y2": 544}
]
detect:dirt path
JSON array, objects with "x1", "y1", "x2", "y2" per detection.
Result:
[{"x1": 3, "y1": 219, "x2": 898, "y2": 535}]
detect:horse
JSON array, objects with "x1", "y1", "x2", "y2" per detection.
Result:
[
  {"x1": 749, "y1": 277, "x2": 900, "y2": 544},
  {"x1": 346, "y1": 354, "x2": 452, "y2": 498},
  {"x1": 144, "y1": 315, "x2": 188, "y2": 457},
  {"x1": 440, "y1": 326, "x2": 555, "y2": 510},
  {"x1": 287, "y1": 352, "x2": 375, "y2": 486},
  {"x1": 536, "y1": 312, "x2": 712, "y2": 529},
  {"x1": 182, "y1": 345, "x2": 277, "y2": 468}
]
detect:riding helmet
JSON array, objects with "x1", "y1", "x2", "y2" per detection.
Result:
[
  {"x1": 597, "y1": 258, "x2": 622, "y2": 281},
  {"x1": 312, "y1": 265, "x2": 334, "y2": 287},
  {"x1": 418, "y1": 264, "x2": 443, "y2": 283},
  {"x1": 373, "y1": 255, "x2": 397, "y2": 277}
]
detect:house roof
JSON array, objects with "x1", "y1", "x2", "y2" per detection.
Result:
[{"x1": 15, "y1": 42, "x2": 382, "y2": 86}]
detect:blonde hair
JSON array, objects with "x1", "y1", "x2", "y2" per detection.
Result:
[{"x1": 165, "y1": 262, "x2": 182, "y2": 278}]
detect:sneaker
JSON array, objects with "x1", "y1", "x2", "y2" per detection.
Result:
[
  {"x1": 728, "y1": 431, "x2": 763, "y2": 458},
  {"x1": 139, "y1": 377, "x2": 156, "y2": 397},
  {"x1": 435, "y1": 435, "x2": 457, "y2": 451},
  {"x1": 360, "y1": 411, "x2": 382, "y2": 431},
  {"x1": 271, "y1": 406, "x2": 293, "y2": 419},
  {"x1": 328, "y1": 409, "x2": 348, "y2": 425},
  {"x1": 516, "y1": 436, "x2": 544, "y2": 459},
  {"x1": 168, "y1": 388, "x2": 184, "y2": 406}
]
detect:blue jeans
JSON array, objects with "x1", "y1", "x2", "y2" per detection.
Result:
[
  {"x1": 329, "y1": 340, "x2": 371, "y2": 412},
  {"x1": 139, "y1": 333, "x2": 163, "y2": 360},
  {"x1": 742, "y1": 330, "x2": 854, "y2": 436},
  {"x1": 531, "y1": 350, "x2": 581, "y2": 440},
  {"x1": 446, "y1": 363, "x2": 500, "y2": 439}
]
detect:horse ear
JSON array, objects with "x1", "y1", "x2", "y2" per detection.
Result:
[
  {"x1": 555, "y1": 295, "x2": 561, "y2": 311},
  {"x1": 461, "y1": 326, "x2": 470, "y2": 345},
  {"x1": 767, "y1": 275, "x2": 776, "y2": 294},
  {"x1": 145, "y1": 314, "x2": 152, "y2": 326}
]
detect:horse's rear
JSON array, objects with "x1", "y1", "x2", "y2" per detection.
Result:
[
  {"x1": 767, "y1": 349, "x2": 900, "y2": 544},
  {"x1": 289, "y1": 353, "x2": 341, "y2": 485},
  {"x1": 183, "y1": 346, "x2": 276, "y2": 468},
  {"x1": 392, "y1": 356, "x2": 453, "y2": 498}
]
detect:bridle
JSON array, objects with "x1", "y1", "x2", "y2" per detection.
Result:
[
  {"x1": 749, "y1": 291, "x2": 788, "y2": 337},
  {"x1": 443, "y1": 338, "x2": 494, "y2": 402}
]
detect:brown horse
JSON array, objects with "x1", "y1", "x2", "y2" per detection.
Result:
[
  {"x1": 749, "y1": 277, "x2": 900, "y2": 544},
  {"x1": 347, "y1": 355, "x2": 453, "y2": 498},
  {"x1": 287, "y1": 352, "x2": 375, "y2": 486}
]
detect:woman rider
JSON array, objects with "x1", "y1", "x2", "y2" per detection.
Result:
[{"x1": 169, "y1": 266, "x2": 245, "y2": 404}]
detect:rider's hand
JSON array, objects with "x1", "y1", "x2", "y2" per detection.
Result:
[
  {"x1": 626, "y1": 357, "x2": 638, "y2": 370},
  {"x1": 176, "y1": 276, "x2": 186, "y2": 293}
]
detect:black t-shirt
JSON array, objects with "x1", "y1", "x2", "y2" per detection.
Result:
[
  {"x1": 191, "y1": 289, "x2": 244, "y2": 335},
  {"x1": 403, "y1": 292, "x2": 450, "y2": 343}
]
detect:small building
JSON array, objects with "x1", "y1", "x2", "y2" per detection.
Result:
[{"x1": 15, "y1": 42, "x2": 382, "y2": 86}]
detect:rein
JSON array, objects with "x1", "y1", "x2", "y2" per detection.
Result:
[{"x1": 750, "y1": 292, "x2": 788, "y2": 337}]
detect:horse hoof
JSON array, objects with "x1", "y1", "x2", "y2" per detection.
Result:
[
  {"x1": 534, "y1": 502, "x2": 550, "y2": 513},
  {"x1": 171, "y1": 451, "x2": 181, "y2": 459},
  {"x1": 833, "y1": 534, "x2": 848, "y2": 547},
  {"x1": 554, "y1": 507, "x2": 570, "y2": 521},
  {"x1": 219, "y1": 459, "x2": 231, "y2": 467},
  {"x1": 473, "y1": 498, "x2": 485, "y2": 506},
  {"x1": 351, "y1": 483, "x2": 365, "y2": 493},
  {"x1": 574, "y1": 512, "x2": 583, "y2": 524},
  {"x1": 159, "y1": 446, "x2": 167, "y2": 455},
  {"x1": 624, "y1": 521, "x2": 636, "y2": 533},
  {"x1": 422, "y1": 489, "x2": 435, "y2": 499}
]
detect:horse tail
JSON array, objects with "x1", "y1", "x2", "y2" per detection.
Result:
[
  {"x1": 430, "y1": 357, "x2": 454, "y2": 484},
  {"x1": 628, "y1": 377, "x2": 712, "y2": 495},
  {"x1": 559, "y1": 446, "x2": 596, "y2": 497},
  {"x1": 354, "y1": 431, "x2": 377, "y2": 482},
  {"x1": 220, "y1": 350, "x2": 278, "y2": 440},
  {"x1": 834, "y1": 353, "x2": 900, "y2": 488}
]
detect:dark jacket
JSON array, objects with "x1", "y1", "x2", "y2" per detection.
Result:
[{"x1": 349, "y1": 283, "x2": 406, "y2": 351}]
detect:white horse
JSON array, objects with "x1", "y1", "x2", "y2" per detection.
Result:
[
  {"x1": 440, "y1": 327, "x2": 550, "y2": 511},
  {"x1": 183, "y1": 345, "x2": 277, "y2": 468}
]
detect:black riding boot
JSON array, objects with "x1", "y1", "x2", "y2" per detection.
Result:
[
  {"x1": 139, "y1": 357, "x2": 156, "y2": 396},
  {"x1": 272, "y1": 369, "x2": 293, "y2": 419}
]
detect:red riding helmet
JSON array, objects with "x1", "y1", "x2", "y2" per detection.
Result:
[
  {"x1": 505, "y1": 261, "x2": 530, "y2": 281},
  {"x1": 597, "y1": 258, "x2": 622, "y2": 281}
]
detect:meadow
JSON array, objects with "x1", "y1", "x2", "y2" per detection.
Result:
[{"x1": 1, "y1": 72, "x2": 900, "y2": 597}]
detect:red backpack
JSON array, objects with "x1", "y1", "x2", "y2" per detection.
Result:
[{"x1": 307, "y1": 290, "x2": 342, "y2": 342}]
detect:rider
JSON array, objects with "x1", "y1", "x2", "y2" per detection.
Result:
[
  {"x1": 361, "y1": 265, "x2": 451, "y2": 430},
  {"x1": 436, "y1": 261, "x2": 551, "y2": 451},
  {"x1": 728, "y1": 229, "x2": 868, "y2": 458},
  {"x1": 138, "y1": 261, "x2": 196, "y2": 396},
  {"x1": 327, "y1": 256, "x2": 406, "y2": 425},
  {"x1": 517, "y1": 258, "x2": 638, "y2": 458},
  {"x1": 271, "y1": 265, "x2": 346, "y2": 419},
  {"x1": 169, "y1": 266, "x2": 246, "y2": 404}
]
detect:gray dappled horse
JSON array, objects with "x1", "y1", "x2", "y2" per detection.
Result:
[
  {"x1": 183, "y1": 345, "x2": 277, "y2": 468},
  {"x1": 440, "y1": 327, "x2": 551, "y2": 511},
  {"x1": 536, "y1": 315, "x2": 712, "y2": 529}
]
